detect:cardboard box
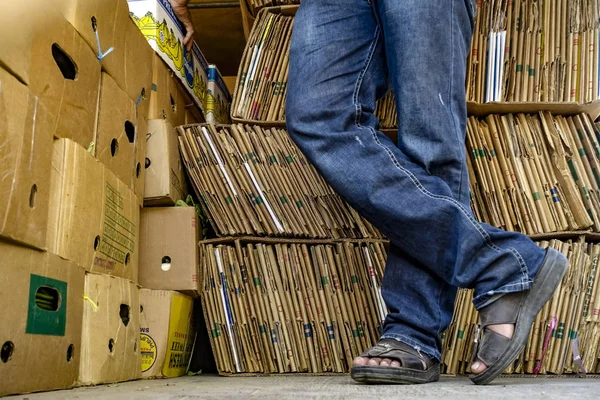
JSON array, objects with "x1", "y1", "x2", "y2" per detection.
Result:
[
  {"x1": 139, "y1": 289, "x2": 196, "y2": 378},
  {"x1": 79, "y1": 273, "x2": 141, "y2": 385},
  {"x1": 28, "y1": 6, "x2": 101, "y2": 149},
  {"x1": 139, "y1": 207, "x2": 199, "y2": 295},
  {"x1": 134, "y1": 113, "x2": 149, "y2": 201},
  {"x1": 0, "y1": 243, "x2": 85, "y2": 397},
  {"x1": 144, "y1": 119, "x2": 187, "y2": 206},
  {"x1": 149, "y1": 55, "x2": 187, "y2": 128},
  {"x1": 95, "y1": 72, "x2": 148, "y2": 201},
  {"x1": 95, "y1": 72, "x2": 138, "y2": 192},
  {"x1": 0, "y1": 0, "x2": 42, "y2": 84},
  {"x1": 48, "y1": 139, "x2": 140, "y2": 282},
  {"x1": 0, "y1": 68, "x2": 54, "y2": 250},
  {"x1": 52, "y1": 0, "x2": 154, "y2": 109},
  {"x1": 206, "y1": 64, "x2": 231, "y2": 124},
  {"x1": 128, "y1": 0, "x2": 210, "y2": 113}
]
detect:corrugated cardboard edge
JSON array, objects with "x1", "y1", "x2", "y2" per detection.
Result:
[
  {"x1": 528, "y1": 231, "x2": 600, "y2": 242},
  {"x1": 198, "y1": 236, "x2": 388, "y2": 246},
  {"x1": 467, "y1": 100, "x2": 600, "y2": 119},
  {"x1": 176, "y1": 123, "x2": 385, "y2": 241},
  {"x1": 231, "y1": 5, "x2": 299, "y2": 125}
]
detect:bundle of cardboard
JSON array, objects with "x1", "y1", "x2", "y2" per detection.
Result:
[
  {"x1": 467, "y1": 0, "x2": 600, "y2": 103},
  {"x1": 200, "y1": 238, "x2": 388, "y2": 374},
  {"x1": 467, "y1": 111, "x2": 600, "y2": 235},
  {"x1": 231, "y1": 7, "x2": 295, "y2": 124},
  {"x1": 375, "y1": 91, "x2": 398, "y2": 129},
  {"x1": 243, "y1": 0, "x2": 301, "y2": 17},
  {"x1": 177, "y1": 124, "x2": 382, "y2": 239},
  {"x1": 443, "y1": 238, "x2": 600, "y2": 375}
]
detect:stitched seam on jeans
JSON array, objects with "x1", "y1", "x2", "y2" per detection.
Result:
[
  {"x1": 350, "y1": 13, "x2": 529, "y2": 285},
  {"x1": 367, "y1": 126, "x2": 530, "y2": 280},
  {"x1": 352, "y1": 25, "x2": 380, "y2": 126},
  {"x1": 448, "y1": 0, "x2": 466, "y2": 204}
]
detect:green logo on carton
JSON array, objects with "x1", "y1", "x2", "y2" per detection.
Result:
[{"x1": 26, "y1": 274, "x2": 68, "y2": 336}]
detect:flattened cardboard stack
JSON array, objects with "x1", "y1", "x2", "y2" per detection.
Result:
[
  {"x1": 442, "y1": 238, "x2": 600, "y2": 375},
  {"x1": 178, "y1": 124, "x2": 381, "y2": 239},
  {"x1": 231, "y1": 6, "x2": 296, "y2": 125},
  {"x1": 375, "y1": 91, "x2": 398, "y2": 129},
  {"x1": 466, "y1": 111, "x2": 600, "y2": 236},
  {"x1": 200, "y1": 238, "x2": 387, "y2": 374},
  {"x1": 245, "y1": 0, "x2": 301, "y2": 16},
  {"x1": 467, "y1": 0, "x2": 600, "y2": 104}
]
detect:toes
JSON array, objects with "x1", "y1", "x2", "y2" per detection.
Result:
[
  {"x1": 390, "y1": 360, "x2": 401, "y2": 368},
  {"x1": 379, "y1": 358, "x2": 393, "y2": 367},
  {"x1": 471, "y1": 360, "x2": 488, "y2": 374},
  {"x1": 352, "y1": 356, "x2": 369, "y2": 366},
  {"x1": 367, "y1": 357, "x2": 382, "y2": 366}
]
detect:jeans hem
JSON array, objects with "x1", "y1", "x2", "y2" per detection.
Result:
[
  {"x1": 380, "y1": 333, "x2": 441, "y2": 361},
  {"x1": 472, "y1": 279, "x2": 534, "y2": 310}
]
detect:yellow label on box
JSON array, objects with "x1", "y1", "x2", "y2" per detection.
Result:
[
  {"x1": 162, "y1": 294, "x2": 194, "y2": 377},
  {"x1": 140, "y1": 333, "x2": 158, "y2": 372}
]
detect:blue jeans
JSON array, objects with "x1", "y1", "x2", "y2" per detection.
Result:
[{"x1": 286, "y1": 0, "x2": 547, "y2": 361}]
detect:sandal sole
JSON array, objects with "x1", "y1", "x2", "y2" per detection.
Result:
[
  {"x1": 469, "y1": 248, "x2": 568, "y2": 385},
  {"x1": 351, "y1": 364, "x2": 440, "y2": 384}
]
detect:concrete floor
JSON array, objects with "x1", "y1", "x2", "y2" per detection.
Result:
[{"x1": 17, "y1": 375, "x2": 600, "y2": 400}]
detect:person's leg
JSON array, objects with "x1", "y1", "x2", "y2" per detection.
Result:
[{"x1": 287, "y1": 0, "x2": 562, "y2": 383}]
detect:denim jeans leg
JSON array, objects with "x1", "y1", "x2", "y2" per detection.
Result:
[{"x1": 287, "y1": 0, "x2": 548, "y2": 360}]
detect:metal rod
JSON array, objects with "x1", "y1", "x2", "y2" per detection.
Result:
[{"x1": 188, "y1": 1, "x2": 240, "y2": 8}]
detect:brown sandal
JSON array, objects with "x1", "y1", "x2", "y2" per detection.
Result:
[
  {"x1": 351, "y1": 338, "x2": 440, "y2": 384},
  {"x1": 469, "y1": 247, "x2": 568, "y2": 385}
]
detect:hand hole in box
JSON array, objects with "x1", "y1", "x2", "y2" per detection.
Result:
[
  {"x1": 136, "y1": 162, "x2": 141, "y2": 178},
  {"x1": 94, "y1": 235, "x2": 101, "y2": 250},
  {"x1": 66, "y1": 344, "x2": 74, "y2": 362},
  {"x1": 51, "y1": 44, "x2": 77, "y2": 80},
  {"x1": 170, "y1": 95, "x2": 177, "y2": 113},
  {"x1": 29, "y1": 184, "x2": 37, "y2": 209},
  {"x1": 110, "y1": 138, "x2": 119, "y2": 157},
  {"x1": 108, "y1": 339, "x2": 115, "y2": 353},
  {"x1": 35, "y1": 286, "x2": 61, "y2": 312},
  {"x1": 125, "y1": 253, "x2": 131, "y2": 265},
  {"x1": 125, "y1": 121, "x2": 135, "y2": 143},
  {"x1": 145, "y1": 157, "x2": 151, "y2": 169},
  {"x1": 140, "y1": 305, "x2": 144, "y2": 313},
  {"x1": 1, "y1": 341, "x2": 14, "y2": 363},
  {"x1": 119, "y1": 304, "x2": 130, "y2": 327},
  {"x1": 161, "y1": 256, "x2": 172, "y2": 272}
]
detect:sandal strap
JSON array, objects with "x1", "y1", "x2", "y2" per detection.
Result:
[
  {"x1": 475, "y1": 328, "x2": 511, "y2": 367},
  {"x1": 479, "y1": 291, "x2": 523, "y2": 329},
  {"x1": 359, "y1": 339, "x2": 433, "y2": 370}
]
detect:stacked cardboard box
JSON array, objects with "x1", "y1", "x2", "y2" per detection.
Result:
[
  {"x1": 467, "y1": 111, "x2": 600, "y2": 236},
  {"x1": 467, "y1": 0, "x2": 600, "y2": 104},
  {"x1": 0, "y1": 1, "x2": 140, "y2": 394},
  {"x1": 200, "y1": 238, "x2": 387, "y2": 374},
  {"x1": 0, "y1": 0, "x2": 217, "y2": 394},
  {"x1": 178, "y1": 124, "x2": 382, "y2": 239},
  {"x1": 128, "y1": 0, "x2": 232, "y2": 124}
]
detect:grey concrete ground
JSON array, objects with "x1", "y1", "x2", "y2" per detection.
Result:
[{"x1": 15, "y1": 375, "x2": 600, "y2": 400}]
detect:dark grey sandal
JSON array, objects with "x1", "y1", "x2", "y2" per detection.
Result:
[
  {"x1": 469, "y1": 247, "x2": 568, "y2": 385},
  {"x1": 350, "y1": 338, "x2": 440, "y2": 384}
]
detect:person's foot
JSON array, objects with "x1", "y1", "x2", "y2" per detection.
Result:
[
  {"x1": 469, "y1": 247, "x2": 568, "y2": 385},
  {"x1": 351, "y1": 338, "x2": 440, "y2": 384},
  {"x1": 471, "y1": 323, "x2": 514, "y2": 373}
]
